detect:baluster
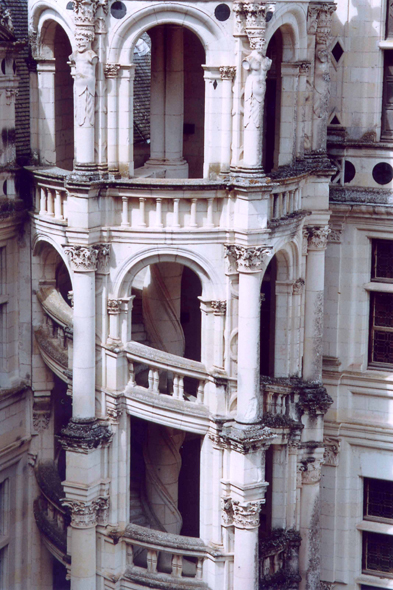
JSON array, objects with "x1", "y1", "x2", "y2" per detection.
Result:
[
  {"x1": 128, "y1": 362, "x2": 136, "y2": 387},
  {"x1": 196, "y1": 558, "x2": 203, "y2": 579},
  {"x1": 147, "y1": 549, "x2": 158, "y2": 573},
  {"x1": 197, "y1": 380, "x2": 205, "y2": 404},
  {"x1": 155, "y1": 198, "x2": 163, "y2": 228},
  {"x1": 35, "y1": 185, "x2": 40, "y2": 212},
  {"x1": 269, "y1": 194, "x2": 274, "y2": 219},
  {"x1": 190, "y1": 198, "x2": 197, "y2": 227},
  {"x1": 171, "y1": 554, "x2": 183, "y2": 578},
  {"x1": 153, "y1": 369, "x2": 160, "y2": 393},
  {"x1": 267, "y1": 391, "x2": 273, "y2": 413},
  {"x1": 47, "y1": 503, "x2": 54, "y2": 520},
  {"x1": 139, "y1": 197, "x2": 146, "y2": 227},
  {"x1": 54, "y1": 189, "x2": 63, "y2": 219},
  {"x1": 63, "y1": 193, "x2": 68, "y2": 221},
  {"x1": 296, "y1": 187, "x2": 301, "y2": 210},
  {"x1": 47, "y1": 188, "x2": 55, "y2": 217},
  {"x1": 173, "y1": 198, "x2": 180, "y2": 228},
  {"x1": 282, "y1": 192, "x2": 287, "y2": 216},
  {"x1": 40, "y1": 186, "x2": 47, "y2": 215},
  {"x1": 178, "y1": 376, "x2": 184, "y2": 399},
  {"x1": 273, "y1": 195, "x2": 279, "y2": 218},
  {"x1": 121, "y1": 196, "x2": 130, "y2": 227},
  {"x1": 173, "y1": 374, "x2": 179, "y2": 398},
  {"x1": 148, "y1": 369, "x2": 154, "y2": 390},
  {"x1": 126, "y1": 544, "x2": 134, "y2": 566},
  {"x1": 278, "y1": 193, "x2": 283, "y2": 218},
  {"x1": 207, "y1": 197, "x2": 214, "y2": 227},
  {"x1": 289, "y1": 190, "x2": 294, "y2": 214}
]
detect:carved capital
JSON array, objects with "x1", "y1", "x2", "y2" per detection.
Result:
[
  {"x1": 62, "y1": 498, "x2": 107, "y2": 528},
  {"x1": 292, "y1": 278, "x2": 305, "y2": 295},
  {"x1": 323, "y1": 436, "x2": 340, "y2": 467},
  {"x1": 33, "y1": 397, "x2": 51, "y2": 433},
  {"x1": 299, "y1": 62, "x2": 310, "y2": 74},
  {"x1": 307, "y1": 226, "x2": 331, "y2": 250},
  {"x1": 219, "y1": 66, "x2": 236, "y2": 80},
  {"x1": 211, "y1": 300, "x2": 227, "y2": 315},
  {"x1": 64, "y1": 244, "x2": 109, "y2": 272},
  {"x1": 74, "y1": 0, "x2": 98, "y2": 27},
  {"x1": 221, "y1": 496, "x2": 234, "y2": 525},
  {"x1": 308, "y1": 3, "x2": 336, "y2": 46},
  {"x1": 107, "y1": 299, "x2": 121, "y2": 314},
  {"x1": 59, "y1": 418, "x2": 113, "y2": 453},
  {"x1": 225, "y1": 244, "x2": 272, "y2": 273},
  {"x1": 96, "y1": 496, "x2": 110, "y2": 525},
  {"x1": 104, "y1": 63, "x2": 121, "y2": 78},
  {"x1": 233, "y1": 500, "x2": 263, "y2": 529}
]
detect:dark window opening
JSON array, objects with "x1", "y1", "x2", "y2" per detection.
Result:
[
  {"x1": 364, "y1": 478, "x2": 393, "y2": 522},
  {"x1": 362, "y1": 531, "x2": 393, "y2": 577},
  {"x1": 381, "y1": 51, "x2": 393, "y2": 140},
  {"x1": 260, "y1": 257, "x2": 277, "y2": 377}
]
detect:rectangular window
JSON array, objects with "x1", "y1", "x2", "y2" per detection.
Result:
[
  {"x1": 371, "y1": 240, "x2": 393, "y2": 282},
  {"x1": 382, "y1": 51, "x2": 393, "y2": 140},
  {"x1": 0, "y1": 479, "x2": 9, "y2": 536},
  {"x1": 369, "y1": 240, "x2": 393, "y2": 367},
  {"x1": 0, "y1": 546, "x2": 8, "y2": 590},
  {"x1": 364, "y1": 478, "x2": 393, "y2": 523},
  {"x1": 363, "y1": 531, "x2": 393, "y2": 577}
]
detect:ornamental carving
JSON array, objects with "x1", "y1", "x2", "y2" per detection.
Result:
[
  {"x1": 209, "y1": 423, "x2": 274, "y2": 454},
  {"x1": 64, "y1": 244, "x2": 109, "y2": 271},
  {"x1": 59, "y1": 417, "x2": 113, "y2": 453},
  {"x1": 96, "y1": 496, "x2": 110, "y2": 525},
  {"x1": 298, "y1": 458, "x2": 323, "y2": 485},
  {"x1": 308, "y1": 3, "x2": 336, "y2": 44},
  {"x1": 224, "y1": 244, "x2": 272, "y2": 272},
  {"x1": 232, "y1": 1, "x2": 273, "y2": 50},
  {"x1": 6, "y1": 89, "x2": 18, "y2": 105},
  {"x1": 232, "y1": 500, "x2": 263, "y2": 529},
  {"x1": 32, "y1": 397, "x2": 51, "y2": 433},
  {"x1": 62, "y1": 498, "x2": 105, "y2": 528},
  {"x1": 307, "y1": 226, "x2": 331, "y2": 250},
  {"x1": 292, "y1": 278, "x2": 305, "y2": 295},
  {"x1": 299, "y1": 62, "x2": 310, "y2": 74},
  {"x1": 211, "y1": 300, "x2": 227, "y2": 315},
  {"x1": 320, "y1": 582, "x2": 335, "y2": 590},
  {"x1": 107, "y1": 299, "x2": 121, "y2": 314},
  {"x1": 221, "y1": 497, "x2": 234, "y2": 525},
  {"x1": 323, "y1": 436, "x2": 340, "y2": 467},
  {"x1": 0, "y1": 4, "x2": 14, "y2": 32},
  {"x1": 295, "y1": 382, "x2": 333, "y2": 416},
  {"x1": 328, "y1": 228, "x2": 342, "y2": 243},
  {"x1": 74, "y1": 0, "x2": 98, "y2": 27},
  {"x1": 220, "y1": 66, "x2": 236, "y2": 80},
  {"x1": 104, "y1": 63, "x2": 121, "y2": 78}
]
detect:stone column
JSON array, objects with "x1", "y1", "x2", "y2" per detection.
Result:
[
  {"x1": 65, "y1": 501, "x2": 98, "y2": 590},
  {"x1": 233, "y1": 501, "x2": 263, "y2": 590},
  {"x1": 149, "y1": 26, "x2": 165, "y2": 164},
  {"x1": 107, "y1": 298, "x2": 121, "y2": 343},
  {"x1": 69, "y1": 25, "x2": 98, "y2": 171},
  {"x1": 36, "y1": 59, "x2": 56, "y2": 165},
  {"x1": 303, "y1": 227, "x2": 330, "y2": 381},
  {"x1": 211, "y1": 301, "x2": 227, "y2": 368},
  {"x1": 118, "y1": 65, "x2": 135, "y2": 177},
  {"x1": 105, "y1": 63, "x2": 121, "y2": 175},
  {"x1": 219, "y1": 66, "x2": 236, "y2": 173},
  {"x1": 64, "y1": 245, "x2": 109, "y2": 418},
  {"x1": 225, "y1": 245, "x2": 272, "y2": 424},
  {"x1": 94, "y1": 12, "x2": 108, "y2": 173}
]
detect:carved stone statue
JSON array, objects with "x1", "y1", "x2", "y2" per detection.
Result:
[
  {"x1": 69, "y1": 30, "x2": 98, "y2": 128},
  {"x1": 242, "y1": 49, "x2": 272, "y2": 168}
]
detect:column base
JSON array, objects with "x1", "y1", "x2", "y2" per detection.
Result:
[{"x1": 69, "y1": 162, "x2": 100, "y2": 182}]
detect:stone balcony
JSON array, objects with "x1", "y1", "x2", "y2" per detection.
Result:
[{"x1": 33, "y1": 460, "x2": 71, "y2": 568}]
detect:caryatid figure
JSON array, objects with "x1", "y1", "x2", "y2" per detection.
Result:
[
  {"x1": 242, "y1": 49, "x2": 272, "y2": 169},
  {"x1": 69, "y1": 30, "x2": 98, "y2": 166}
]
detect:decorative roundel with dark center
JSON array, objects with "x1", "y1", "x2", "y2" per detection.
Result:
[
  {"x1": 343, "y1": 160, "x2": 355, "y2": 184},
  {"x1": 111, "y1": 1, "x2": 127, "y2": 19},
  {"x1": 215, "y1": 4, "x2": 230, "y2": 21},
  {"x1": 372, "y1": 162, "x2": 393, "y2": 185},
  {"x1": 66, "y1": 1, "x2": 74, "y2": 9}
]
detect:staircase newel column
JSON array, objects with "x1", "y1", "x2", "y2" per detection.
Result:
[
  {"x1": 225, "y1": 245, "x2": 272, "y2": 424},
  {"x1": 303, "y1": 227, "x2": 330, "y2": 381}
]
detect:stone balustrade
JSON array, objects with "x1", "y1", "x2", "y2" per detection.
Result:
[
  {"x1": 269, "y1": 185, "x2": 303, "y2": 221},
  {"x1": 33, "y1": 461, "x2": 71, "y2": 564},
  {"x1": 28, "y1": 167, "x2": 69, "y2": 222},
  {"x1": 262, "y1": 379, "x2": 299, "y2": 422},
  {"x1": 124, "y1": 341, "x2": 210, "y2": 404},
  {"x1": 121, "y1": 523, "x2": 214, "y2": 588}
]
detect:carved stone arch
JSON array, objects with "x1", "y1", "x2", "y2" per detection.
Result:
[
  {"x1": 31, "y1": 4, "x2": 75, "y2": 55},
  {"x1": 32, "y1": 234, "x2": 73, "y2": 286},
  {"x1": 266, "y1": 4, "x2": 308, "y2": 60},
  {"x1": 107, "y1": 2, "x2": 232, "y2": 65},
  {"x1": 113, "y1": 247, "x2": 224, "y2": 301},
  {"x1": 271, "y1": 239, "x2": 300, "y2": 282}
]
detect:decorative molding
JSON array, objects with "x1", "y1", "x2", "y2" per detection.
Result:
[
  {"x1": 62, "y1": 498, "x2": 107, "y2": 528},
  {"x1": 292, "y1": 278, "x2": 305, "y2": 295},
  {"x1": 219, "y1": 66, "x2": 236, "y2": 80},
  {"x1": 64, "y1": 244, "x2": 109, "y2": 272},
  {"x1": 59, "y1": 418, "x2": 113, "y2": 453},
  {"x1": 209, "y1": 423, "x2": 274, "y2": 454},
  {"x1": 224, "y1": 244, "x2": 272, "y2": 273},
  {"x1": 232, "y1": 1, "x2": 273, "y2": 50},
  {"x1": 299, "y1": 62, "x2": 310, "y2": 74},
  {"x1": 307, "y1": 226, "x2": 331, "y2": 250},
  {"x1": 328, "y1": 228, "x2": 342, "y2": 243},
  {"x1": 295, "y1": 382, "x2": 333, "y2": 416},
  {"x1": 232, "y1": 500, "x2": 263, "y2": 529},
  {"x1": 104, "y1": 63, "x2": 121, "y2": 78},
  {"x1": 211, "y1": 300, "x2": 227, "y2": 315},
  {"x1": 32, "y1": 397, "x2": 51, "y2": 433},
  {"x1": 299, "y1": 458, "x2": 323, "y2": 484},
  {"x1": 323, "y1": 436, "x2": 340, "y2": 467},
  {"x1": 0, "y1": 4, "x2": 14, "y2": 32},
  {"x1": 320, "y1": 582, "x2": 335, "y2": 590},
  {"x1": 221, "y1": 496, "x2": 234, "y2": 525}
]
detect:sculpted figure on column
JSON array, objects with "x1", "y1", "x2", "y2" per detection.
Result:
[{"x1": 70, "y1": 30, "x2": 98, "y2": 128}]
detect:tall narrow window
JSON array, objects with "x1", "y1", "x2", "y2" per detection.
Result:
[
  {"x1": 381, "y1": 51, "x2": 393, "y2": 140},
  {"x1": 369, "y1": 240, "x2": 393, "y2": 368}
]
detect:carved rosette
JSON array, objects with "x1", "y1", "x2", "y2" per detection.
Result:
[
  {"x1": 219, "y1": 66, "x2": 236, "y2": 80},
  {"x1": 232, "y1": 500, "x2": 263, "y2": 529},
  {"x1": 292, "y1": 278, "x2": 305, "y2": 295},
  {"x1": 104, "y1": 63, "x2": 121, "y2": 78},
  {"x1": 211, "y1": 300, "x2": 227, "y2": 315},
  {"x1": 306, "y1": 226, "x2": 331, "y2": 251},
  {"x1": 64, "y1": 244, "x2": 109, "y2": 272},
  {"x1": 107, "y1": 299, "x2": 121, "y2": 315},
  {"x1": 221, "y1": 497, "x2": 234, "y2": 525},
  {"x1": 224, "y1": 245, "x2": 272, "y2": 273}
]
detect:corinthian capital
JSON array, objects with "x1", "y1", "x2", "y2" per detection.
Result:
[
  {"x1": 307, "y1": 226, "x2": 331, "y2": 250},
  {"x1": 219, "y1": 66, "x2": 236, "y2": 80},
  {"x1": 232, "y1": 500, "x2": 263, "y2": 529},
  {"x1": 62, "y1": 499, "x2": 99, "y2": 528},
  {"x1": 104, "y1": 63, "x2": 121, "y2": 78},
  {"x1": 308, "y1": 2, "x2": 336, "y2": 45},
  {"x1": 225, "y1": 244, "x2": 272, "y2": 272},
  {"x1": 64, "y1": 244, "x2": 110, "y2": 271}
]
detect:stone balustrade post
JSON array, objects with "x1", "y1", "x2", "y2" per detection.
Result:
[
  {"x1": 225, "y1": 245, "x2": 272, "y2": 423},
  {"x1": 219, "y1": 66, "x2": 236, "y2": 173},
  {"x1": 64, "y1": 244, "x2": 109, "y2": 418},
  {"x1": 303, "y1": 227, "x2": 330, "y2": 381}
]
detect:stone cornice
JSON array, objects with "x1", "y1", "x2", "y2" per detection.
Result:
[
  {"x1": 210, "y1": 422, "x2": 274, "y2": 454},
  {"x1": 58, "y1": 417, "x2": 113, "y2": 453}
]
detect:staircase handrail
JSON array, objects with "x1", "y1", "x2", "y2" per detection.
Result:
[{"x1": 37, "y1": 285, "x2": 73, "y2": 332}]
